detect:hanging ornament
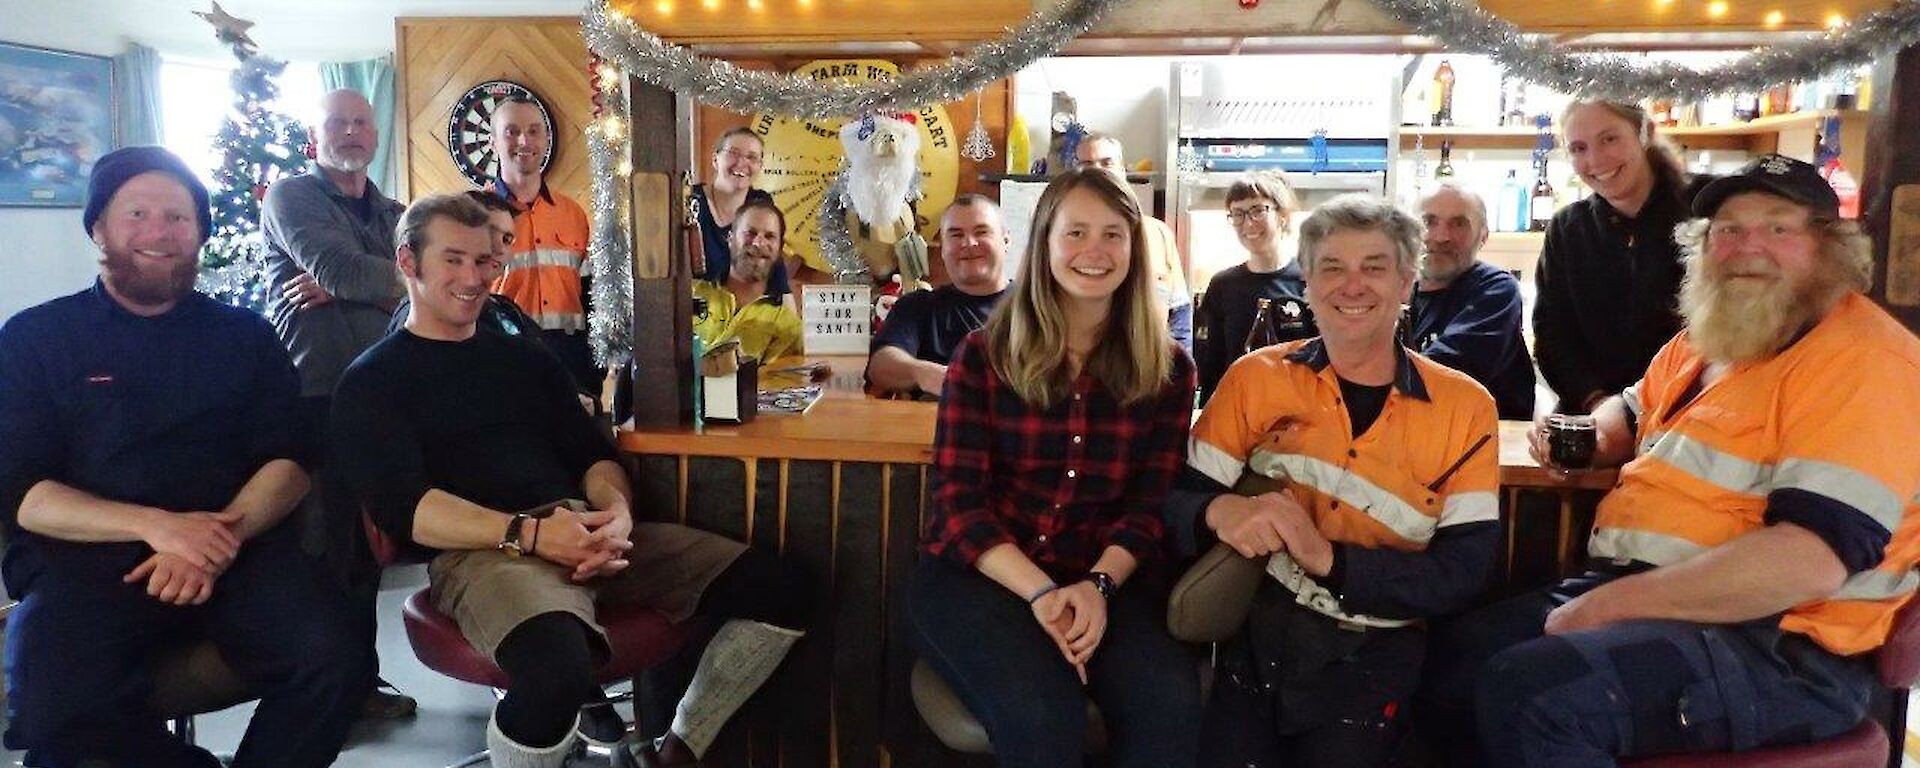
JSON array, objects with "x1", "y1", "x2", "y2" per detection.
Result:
[
  {"x1": 1239, "y1": 0, "x2": 1259, "y2": 7},
  {"x1": 961, "y1": 91, "x2": 996, "y2": 163}
]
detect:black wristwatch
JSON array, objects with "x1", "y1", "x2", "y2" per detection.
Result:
[
  {"x1": 498, "y1": 513, "x2": 534, "y2": 557},
  {"x1": 1086, "y1": 571, "x2": 1116, "y2": 600}
]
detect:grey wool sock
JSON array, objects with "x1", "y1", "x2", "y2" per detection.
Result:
[
  {"x1": 669, "y1": 619, "x2": 804, "y2": 756},
  {"x1": 487, "y1": 706, "x2": 579, "y2": 768}
]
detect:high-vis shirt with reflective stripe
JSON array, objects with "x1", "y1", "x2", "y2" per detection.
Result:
[
  {"x1": 489, "y1": 180, "x2": 590, "y2": 333},
  {"x1": 1595, "y1": 294, "x2": 1920, "y2": 656},
  {"x1": 1189, "y1": 339, "x2": 1500, "y2": 553},
  {"x1": 692, "y1": 280, "x2": 803, "y2": 364}
]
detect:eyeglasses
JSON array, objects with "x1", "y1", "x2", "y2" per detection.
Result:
[
  {"x1": 718, "y1": 149, "x2": 763, "y2": 164},
  {"x1": 1226, "y1": 204, "x2": 1277, "y2": 224}
]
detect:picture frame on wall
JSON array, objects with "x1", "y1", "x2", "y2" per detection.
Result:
[{"x1": 0, "y1": 41, "x2": 113, "y2": 208}]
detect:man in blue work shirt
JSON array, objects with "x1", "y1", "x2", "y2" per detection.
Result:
[
  {"x1": 0, "y1": 146, "x2": 368, "y2": 768},
  {"x1": 1409, "y1": 184, "x2": 1536, "y2": 420}
]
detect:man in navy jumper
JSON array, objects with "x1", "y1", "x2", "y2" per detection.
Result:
[
  {"x1": 1409, "y1": 184, "x2": 1537, "y2": 419},
  {"x1": 0, "y1": 146, "x2": 369, "y2": 768}
]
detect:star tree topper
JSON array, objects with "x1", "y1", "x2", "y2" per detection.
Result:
[{"x1": 194, "y1": 2, "x2": 259, "y2": 54}]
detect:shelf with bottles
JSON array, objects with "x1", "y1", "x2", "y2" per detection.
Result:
[{"x1": 1400, "y1": 110, "x2": 1867, "y2": 153}]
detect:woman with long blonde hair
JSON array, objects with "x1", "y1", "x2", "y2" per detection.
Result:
[{"x1": 909, "y1": 167, "x2": 1200, "y2": 767}]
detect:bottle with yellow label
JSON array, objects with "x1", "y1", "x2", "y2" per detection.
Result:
[{"x1": 1007, "y1": 113, "x2": 1031, "y2": 175}]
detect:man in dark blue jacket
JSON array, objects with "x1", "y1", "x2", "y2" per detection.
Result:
[
  {"x1": 0, "y1": 147, "x2": 367, "y2": 768},
  {"x1": 1409, "y1": 184, "x2": 1536, "y2": 419}
]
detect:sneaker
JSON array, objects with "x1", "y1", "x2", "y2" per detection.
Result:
[{"x1": 577, "y1": 703, "x2": 627, "y2": 747}]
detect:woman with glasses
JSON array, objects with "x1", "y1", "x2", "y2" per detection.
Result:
[
  {"x1": 1193, "y1": 172, "x2": 1313, "y2": 405},
  {"x1": 909, "y1": 168, "x2": 1201, "y2": 767},
  {"x1": 693, "y1": 127, "x2": 792, "y2": 300}
]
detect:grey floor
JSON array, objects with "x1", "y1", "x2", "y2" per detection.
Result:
[{"x1": 0, "y1": 564, "x2": 633, "y2": 767}]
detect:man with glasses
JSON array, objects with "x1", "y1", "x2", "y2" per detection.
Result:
[
  {"x1": 1194, "y1": 172, "x2": 1314, "y2": 405},
  {"x1": 1418, "y1": 155, "x2": 1920, "y2": 767},
  {"x1": 1409, "y1": 184, "x2": 1535, "y2": 419},
  {"x1": 1074, "y1": 131, "x2": 1194, "y2": 351}
]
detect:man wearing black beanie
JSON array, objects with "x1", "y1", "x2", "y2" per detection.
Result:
[{"x1": 0, "y1": 145, "x2": 368, "y2": 767}]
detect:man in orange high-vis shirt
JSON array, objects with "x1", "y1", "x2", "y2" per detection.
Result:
[
  {"x1": 1164, "y1": 194, "x2": 1502, "y2": 767},
  {"x1": 488, "y1": 96, "x2": 603, "y2": 401},
  {"x1": 1418, "y1": 154, "x2": 1920, "y2": 768}
]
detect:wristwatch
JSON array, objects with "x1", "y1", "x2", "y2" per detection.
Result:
[
  {"x1": 1086, "y1": 571, "x2": 1116, "y2": 600},
  {"x1": 498, "y1": 513, "x2": 534, "y2": 557}
]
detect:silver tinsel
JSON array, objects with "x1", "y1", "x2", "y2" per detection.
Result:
[
  {"x1": 1372, "y1": 0, "x2": 1920, "y2": 100},
  {"x1": 586, "y1": 93, "x2": 635, "y2": 367},
  {"x1": 817, "y1": 169, "x2": 870, "y2": 283},
  {"x1": 582, "y1": 0, "x2": 1130, "y2": 118}
]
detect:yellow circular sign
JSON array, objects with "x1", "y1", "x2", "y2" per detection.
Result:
[{"x1": 751, "y1": 60, "x2": 959, "y2": 274}]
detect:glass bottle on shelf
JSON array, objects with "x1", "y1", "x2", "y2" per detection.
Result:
[
  {"x1": 1649, "y1": 98, "x2": 1674, "y2": 127},
  {"x1": 1529, "y1": 157, "x2": 1556, "y2": 232},
  {"x1": 1435, "y1": 140, "x2": 1456, "y2": 178},
  {"x1": 1496, "y1": 169, "x2": 1525, "y2": 233},
  {"x1": 1765, "y1": 84, "x2": 1792, "y2": 116},
  {"x1": 1432, "y1": 59, "x2": 1456, "y2": 127},
  {"x1": 1244, "y1": 298, "x2": 1278, "y2": 355}
]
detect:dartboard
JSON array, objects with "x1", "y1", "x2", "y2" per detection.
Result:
[
  {"x1": 446, "y1": 80, "x2": 553, "y2": 186},
  {"x1": 749, "y1": 59, "x2": 957, "y2": 273}
]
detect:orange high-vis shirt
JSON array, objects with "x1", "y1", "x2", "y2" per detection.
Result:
[
  {"x1": 1189, "y1": 339, "x2": 1500, "y2": 554},
  {"x1": 490, "y1": 181, "x2": 590, "y2": 332},
  {"x1": 1599, "y1": 293, "x2": 1920, "y2": 656}
]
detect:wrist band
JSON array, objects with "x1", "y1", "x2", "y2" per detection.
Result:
[
  {"x1": 1026, "y1": 583, "x2": 1061, "y2": 603},
  {"x1": 528, "y1": 517, "x2": 541, "y2": 556}
]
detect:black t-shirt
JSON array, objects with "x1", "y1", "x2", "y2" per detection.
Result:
[
  {"x1": 870, "y1": 285, "x2": 1007, "y2": 368},
  {"x1": 1337, "y1": 377, "x2": 1393, "y2": 438},
  {"x1": 1194, "y1": 261, "x2": 1316, "y2": 405},
  {"x1": 693, "y1": 184, "x2": 788, "y2": 297},
  {"x1": 331, "y1": 329, "x2": 618, "y2": 548}
]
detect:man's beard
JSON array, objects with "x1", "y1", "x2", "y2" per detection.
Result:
[
  {"x1": 1679, "y1": 250, "x2": 1850, "y2": 363},
  {"x1": 100, "y1": 247, "x2": 198, "y2": 308},
  {"x1": 1420, "y1": 248, "x2": 1471, "y2": 286},
  {"x1": 317, "y1": 149, "x2": 370, "y2": 174},
  {"x1": 734, "y1": 250, "x2": 774, "y2": 283}
]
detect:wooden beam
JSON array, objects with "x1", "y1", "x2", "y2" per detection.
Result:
[
  {"x1": 1861, "y1": 44, "x2": 1920, "y2": 329},
  {"x1": 627, "y1": 79, "x2": 698, "y2": 427}
]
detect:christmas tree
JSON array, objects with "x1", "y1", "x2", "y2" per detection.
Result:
[{"x1": 195, "y1": 4, "x2": 307, "y2": 310}]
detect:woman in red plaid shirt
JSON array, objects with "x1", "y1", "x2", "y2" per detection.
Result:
[{"x1": 908, "y1": 167, "x2": 1202, "y2": 767}]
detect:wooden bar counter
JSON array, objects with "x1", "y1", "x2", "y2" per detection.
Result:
[{"x1": 616, "y1": 361, "x2": 1617, "y2": 766}]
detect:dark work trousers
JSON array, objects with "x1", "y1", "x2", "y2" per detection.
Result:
[
  {"x1": 3, "y1": 526, "x2": 371, "y2": 768},
  {"x1": 909, "y1": 558, "x2": 1202, "y2": 768},
  {"x1": 1418, "y1": 571, "x2": 1875, "y2": 768},
  {"x1": 1200, "y1": 581, "x2": 1426, "y2": 768},
  {"x1": 295, "y1": 394, "x2": 385, "y2": 688}
]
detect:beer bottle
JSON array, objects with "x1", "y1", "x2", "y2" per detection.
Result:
[
  {"x1": 1244, "y1": 298, "x2": 1279, "y2": 355},
  {"x1": 1432, "y1": 59, "x2": 1456, "y2": 126},
  {"x1": 1529, "y1": 157, "x2": 1556, "y2": 232},
  {"x1": 1435, "y1": 140, "x2": 1456, "y2": 178}
]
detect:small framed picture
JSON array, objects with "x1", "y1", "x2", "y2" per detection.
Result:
[{"x1": 0, "y1": 41, "x2": 114, "y2": 208}]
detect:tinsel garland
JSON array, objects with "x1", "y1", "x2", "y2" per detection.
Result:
[
  {"x1": 817, "y1": 169, "x2": 870, "y2": 283},
  {"x1": 586, "y1": 80, "x2": 635, "y2": 368},
  {"x1": 581, "y1": 0, "x2": 1130, "y2": 118},
  {"x1": 1372, "y1": 0, "x2": 1920, "y2": 100}
]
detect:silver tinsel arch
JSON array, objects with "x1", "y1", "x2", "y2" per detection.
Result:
[{"x1": 1373, "y1": 0, "x2": 1920, "y2": 100}]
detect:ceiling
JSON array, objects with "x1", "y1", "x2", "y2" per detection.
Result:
[{"x1": 2, "y1": 0, "x2": 1888, "y2": 63}]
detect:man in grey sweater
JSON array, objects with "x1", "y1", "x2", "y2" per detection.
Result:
[{"x1": 258, "y1": 87, "x2": 413, "y2": 719}]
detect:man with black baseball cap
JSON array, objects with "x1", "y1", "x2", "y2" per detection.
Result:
[
  {"x1": 1419, "y1": 153, "x2": 1920, "y2": 766},
  {"x1": 0, "y1": 146, "x2": 368, "y2": 767}
]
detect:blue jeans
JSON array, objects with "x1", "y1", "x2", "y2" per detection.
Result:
[
  {"x1": 4, "y1": 526, "x2": 372, "y2": 768},
  {"x1": 909, "y1": 558, "x2": 1201, "y2": 768},
  {"x1": 1419, "y1": 575, "x2": 1873, "y2": 768}
]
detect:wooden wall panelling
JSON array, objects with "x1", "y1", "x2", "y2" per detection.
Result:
[{"x1": 397, "y1": 18, "x2": 593, "y2": 202}]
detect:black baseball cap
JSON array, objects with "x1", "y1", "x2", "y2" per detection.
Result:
[{"x1": 1692, "y1": 153, "x2": 1840, "y2": 220}]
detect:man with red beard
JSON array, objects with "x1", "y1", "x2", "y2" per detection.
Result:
[
  {"x1": 1417, "y1": 154, "x2": 1920, "y2": 767},
  {"x1": 0, "y1": 146, "x2": 368, "y2": 767}
]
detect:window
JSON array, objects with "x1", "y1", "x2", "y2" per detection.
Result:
[{"x1": 158, "y1": 56, "x2": 324, "y2": 186}]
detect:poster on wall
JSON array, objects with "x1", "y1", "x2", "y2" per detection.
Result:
[
  {"x1": 751, "y1": 59, "x2": 959, "y2": 275},
  {"x1": 0, "y1": 42, "x2": 113, "y2": 208}
]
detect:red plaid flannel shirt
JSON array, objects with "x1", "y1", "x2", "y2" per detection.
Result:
[{"x1": 922, "y1": 332, "x2": 1197, "y2": 580}]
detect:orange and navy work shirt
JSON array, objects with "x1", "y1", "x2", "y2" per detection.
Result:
[
  {"x1": 921, "y1": 333, "x2": 1198, "y2": 581},
  {"x1": 489, "y1": 179, "x2": 590, "y2": 333},
  {"x1": 1170, "y1": 339, "x2": 1502, "y2": 620},
  {"x1": 1597, "y1": 293, "x2": 1920, "y2": 656}
]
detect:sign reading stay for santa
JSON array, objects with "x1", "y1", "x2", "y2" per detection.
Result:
[{"x1": 802, "y1": 284, "x2": 873, "y2": 354}]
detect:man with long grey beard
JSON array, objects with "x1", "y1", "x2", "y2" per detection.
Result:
[{"x1": 1415, "y1": 154, "x2": 1920, "y2": 767}]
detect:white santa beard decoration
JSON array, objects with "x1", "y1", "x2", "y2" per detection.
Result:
[{"x1": 842, "y1": 116, "x2": 921, "y2": 227}]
